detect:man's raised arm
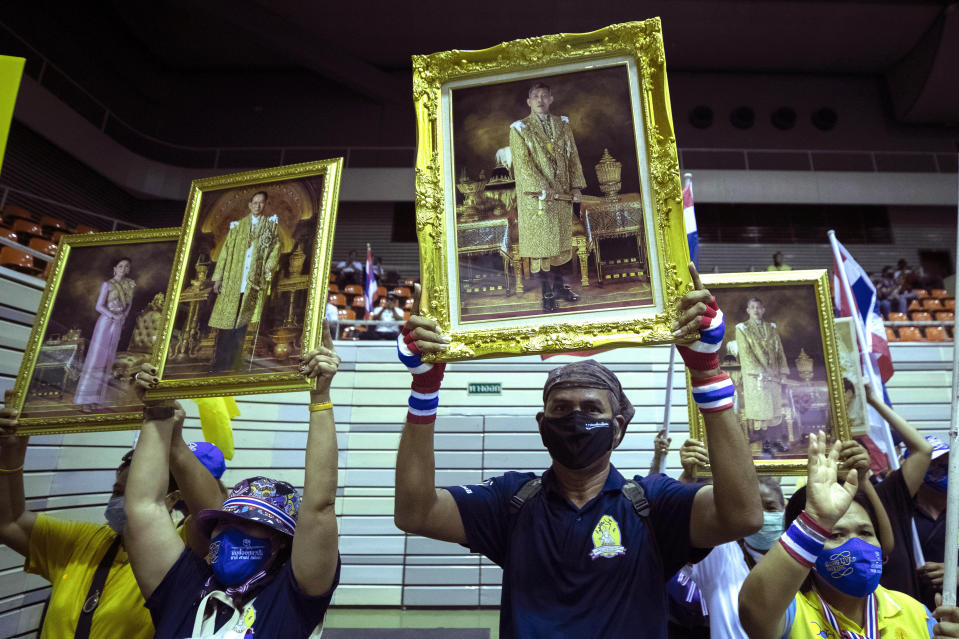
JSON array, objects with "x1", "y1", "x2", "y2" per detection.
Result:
[
  {"x1": 393, "y1": 286, "x2": 466, "y2": 544},
  {"x1": 674, "y1": 264, "x2": 762, "y2": 547}
]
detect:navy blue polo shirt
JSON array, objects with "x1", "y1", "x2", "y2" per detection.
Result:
[
  {"x1": 145, "y1": 548, "x2": 339, "y2": 639},
  {"x1": 447, "y1": 465, "x2": 707, "y2": 639}
]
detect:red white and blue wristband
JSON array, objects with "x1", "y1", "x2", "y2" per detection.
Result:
[
  {"x1": 690, "y1": 372, "x2": 735, "y2": 413},
  {"x1": 676, "y1": 297, "x2": 725, "y2": 371},
  {"x1": 398, "y1": 329, "x2": 445, "y2": 424},
  {"x1": 779, "y1": 511, "x2": 829, "y2": 568}
]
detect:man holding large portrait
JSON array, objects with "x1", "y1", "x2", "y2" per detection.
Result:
[
  {"x1": 509, "y1": 82, "x2": 586, "y2": 313},
  {"x1": 209, "y1": 190, "x2": 280, "y2": 372}
]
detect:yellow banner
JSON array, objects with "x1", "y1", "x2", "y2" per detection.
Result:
[{"x1": 0, "y1": 56, "x2": 25, "y2": 175}]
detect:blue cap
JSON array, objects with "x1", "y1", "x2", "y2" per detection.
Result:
[
  {"x1": 188, "y1": 441, "x2": 226, "y2": 479},
  {"x1": 904, "y1": 435, "x2": 949, "y2": 461}
]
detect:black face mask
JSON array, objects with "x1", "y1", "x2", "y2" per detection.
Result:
[{"x1": 539, "y1": 410, "x2": 615, "y2": 469}]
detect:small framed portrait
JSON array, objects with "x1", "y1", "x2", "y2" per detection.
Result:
[
  {"x1": 147, "y1": 159, "x2": 342, "y2": 400},
  {"x1": 9, "y1": 229, "x2": 181, "y2": 434},
  {"x1": 834, "y1": 317, "x2": 869, "y2": 436},
  {"x1": 412, "y1": 19, "x2": 692, "y2": 361},
  {"x1": 687, "y1": 270, "x2": 849, "y2": 476}
]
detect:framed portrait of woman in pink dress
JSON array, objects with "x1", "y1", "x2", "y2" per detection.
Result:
[{"x1": 8, "y1": 228, "x2": 180, "y2": 434}]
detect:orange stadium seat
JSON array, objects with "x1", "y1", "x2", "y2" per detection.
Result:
[
  {"x1": 907, "y1": 299, "x2": 921, "y2": 311},
  {"x1": 403, "y1": 279, "x2": 417, "y2": 288},
  {"x1": 887, "y1": 312, "x2": 908, "y2": 322},
  {"x1": 930, "y1": 289, "x2": 948, "y2": 299},
  {"x1": 897, "y1": 326, "x2": 923, "y2": 342},
  {"x1": 914, "y1": 289, "x2": 929, "y2": 299},
  {"x1": 925, "y1": 327, "x2": 949, "y2": 342},
  {"x1": 376, "y1": 285, "x2": 388, "y2": 298},
  {"x1": 328, "y1": 283, "x2": 340, "y2": 294},
  {"x1": 50, "y1": 230, "x2": 66, "y2": 245},
  {"x1": 40, "y1": 215, "x2": 68, "y2": 233},
  {"x1": 328, "y1": 293, "x2": 346, "y2": 307},
  {"x1": 403, "y1": 310, "x2": 411, "y2": 321},
  {"x1": 0, "y1": 228, "x2": 16, "y2": 243},
  {"x1": 935, "y1": 311, "x2": 954, "y2": 322},
  {"x1": 910, "y1": 311, "x2": 931, "y2": 322},
  {"x1": 945, "y1": 299, "x2": 956, "y2": 311},
  {"x1": 74, "y1": 224, "x2": 98, "y2": 234},
  {"x1": 338, "y1": 308, "x2": 356, "y2": 321},
  {"x1": 12, "y1": 219, "x2": 42, "y2": 236},
  {"x1": 0, "y1": 245, "x2": 40, "y2": 275},
  {"x1": 2, "y1": 204, "x2": 34, "y2": 225},
  {"x1": 922, "y1": 298, "x2": 943, "y2": 311},
  {"x1": 391, "y1": 287, "x2": 411, "y2": 299},
  {"x1": 404, "y1": 298, "x2": 414, "y2": 311},
  {"x1": 351, "y1": 295, "x2": 367, "y2": 309},
  {"x1": 885, "y1": 327, "x2": 899, "y2": 342},
  {"x1": 343, "y1": 284, "x2": 363, "y2": 296},
  {"x1": 29, "y1": 237, "x2": 57, "y2": 257}
]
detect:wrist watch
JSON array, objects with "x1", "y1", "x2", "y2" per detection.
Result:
[{"x1": 143, "y1": 405, "x2": 175, "y2": 421}]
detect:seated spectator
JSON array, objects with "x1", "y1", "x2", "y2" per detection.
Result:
[
  {"x1": 361, "y1": 293, "x2": 404, "y2": 340},
  {"x1": 877, "y1": 266, "x2": 901, "y2": 318},
  {"x1": 739, "y1": 432, "x2": 936, "y2": 639},
  {"x1": 335, "y1": 250, "x2": 363, "y2": 289},
  {"x1": 124, "y1": 327, "x2": 341, "y2": 638},
  {"x1": 917, "y1": 266, "x2": 945, "y2": 292},
  {"x1": 767, "y1": 251, "x2": 792, "y2": 272},
  {"x1": 0, "y1": 394, "x2": 224, "y2": 639},
  {"x1": 325, "y1": 301, "x2": 340, "y2": 339}
]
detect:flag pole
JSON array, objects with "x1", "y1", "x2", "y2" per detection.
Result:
[
  {"x1": 827, "y1": 229, "x2": 924, "y2": 569},
  {"x1": 941, "y1": 160, "x2": 959, "y2": 606}
]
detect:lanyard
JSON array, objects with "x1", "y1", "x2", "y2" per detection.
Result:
[{"x1": 816, "y1": 592, "x2": 878, "y2": 639}]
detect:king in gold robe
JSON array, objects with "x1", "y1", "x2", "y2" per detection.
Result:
[
  {"x1": 735, "y1": 314, "x2": 790, "y2": 431},
  {"x1": 208, "y1": 192, "x2": 281, "y2": 371}
]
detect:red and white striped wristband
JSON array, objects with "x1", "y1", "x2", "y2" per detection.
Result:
[
  {"x1": 779, "y1": 511, "x2": 829, "y2": 568},
  {"x1": 689, "y1": 372, "x2": 735, "y2": 413}
]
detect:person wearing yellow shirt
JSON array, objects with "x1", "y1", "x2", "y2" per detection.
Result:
[
  {"x1": 0, "y1": 392, "x2": 225, "y2": 639},
  {"x1": 767, "y1": 251, "x2": 792, "y2": 271},
  {"x1": 739, "y1": 431, "x2": 936, "y2": 638}
]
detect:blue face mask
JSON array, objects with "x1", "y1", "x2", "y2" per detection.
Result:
[
  {"x1": 925, "y1": 464, "x2": 948, "y2": 493},
  {"x1": 814, "y1": 537, "x2": 882, "y2": 597},
  {"x1": 209, "y1": 528, "x2": 273, "y2": 587},
  {"x1": 744, "y1": 510, "x2": 784, "y2": 551},
  {"x1": 104, "y1": 496, "x2": 126, "y2": 534}
]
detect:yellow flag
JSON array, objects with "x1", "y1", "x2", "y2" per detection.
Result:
[
  {"x1": 191, "y1": 397, "x2": 240, "y2": 460},
  {"x1": 0, "y1": 56, "x2": 25, "y2": 175}
]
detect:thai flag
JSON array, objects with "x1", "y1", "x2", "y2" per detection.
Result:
[
  {"x1": 364, "y1": 244, "x2": 378, "y2": 320},
  {"x1": 831, "y1": 238, "x2": 894, "y2": 383},
  {"x1": 682, "y1": 173, "x2": 698, "y2": 267}
]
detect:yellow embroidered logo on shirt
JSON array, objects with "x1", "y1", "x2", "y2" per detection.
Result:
[{"x1": 590, "y1": 515, "x2": 626, "y2": 559}]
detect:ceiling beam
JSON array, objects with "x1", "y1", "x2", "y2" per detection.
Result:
[{"x1": 196, "y1": 0, "x2": 408, "y2": 104}]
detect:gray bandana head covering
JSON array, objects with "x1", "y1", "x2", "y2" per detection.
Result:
[{"x1": 542, "y1": 359, "x2": 635, "y2": 426}]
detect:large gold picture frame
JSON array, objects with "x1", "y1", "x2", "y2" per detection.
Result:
[
  {"x1": 147, "y1": 159, "x2": 342, "y2": 400},
  {"x1": 688, "y1": 270, "x2": 849, "y2": 476},
  {"x1": 412, "y1": 19, "x2": 691, "y2": 361},
  {"x1": 10, "y1": 228, "x2": 181, "y2": 435}
]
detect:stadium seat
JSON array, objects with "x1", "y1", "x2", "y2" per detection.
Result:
[
  {"x1": 0, "y1": 228, "x2": 16, "y2": 243},
  {"x1": 946, "y1": 299, "x2": 956, "y2": 311},
  {"x1": 351, "y1": 295, "x2": 367, "y2": 310},
  {"x1": 337, "y1": 308, "x2": 356, "y2": 321},
  {"x1": 329, "y1": 272, "x2": 336, "y2": 283},
  {"x1": 343, "y1": 284, "x2": 363, "y2": 296},
  {"x1": 403, "y1": 279, "x2": 417, "y2": 288},
  {"x1": 897, "y1": 326, "x2": 923, "y2": 342},
  {"x1": 403, "y1": 310, "x2": 411, "y2": 321},
  {"x1": 885, "y1": 327, "x2": 898, "y2": 342},
  {"x1": 931, "y1": 289, "x2": 949, "y2": 299},
  {"x1": 925, "y1": 327, "x2": 949, "y2": 342},
  {"x1": 12, "y1": 219, "x2": 42, "y2": 237},
  {"x1": 391, "y1": 287, "x2": 411, "y2": 299},
  {"x1": 887, "y1": 312, "x2": 908, "y2": 322},
  {"x1": 910, "y1": 311, "x2": 931, "y2": 322},
  {"x1": 28, "y1": 237, "x2": 57, "y2": 257},
  {"x1": 328, "y1": 283, "x2": 340, "y2": 294},
  {"x1": 935, "y1": 311, "x2": 954, "y2": 322},
  {"x1": 907, "y1": 299, "x2": 921, "y2": 311},
  {"x1": 404, "y1": 298, "x2": 414, "y2": 311},
  {"x1": 50, "y1": 230, "x2": 66, "y2": 245},
  {"x1": 0, "y1": 245, "x2": 40, "y2": 275},
  {"x1": 376, "y1": 285, "x2": 388, "y2": 298},
  {"x1": 74, "y1": 224, "x2": 98, "y2": 234},
  {"x1": 40, "y1": 215, "x2": 68, "y2": 233},
  {"x1": 914, "y1": 289, "x2": 929, "y2": 299},
  {"x1": 341, "y1": 326, "x2": 366, "y2": 340},
  {"x1": 2, "y1": 205, "x2": 34, "y2": 226},
  {"x1": 922, "y1": 298, "x2": 943, "y2": 311},
  {"x1": 328, "y1": 293, "x2": 346, "y2": 306}
]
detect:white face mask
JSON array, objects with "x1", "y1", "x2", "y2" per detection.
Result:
[{"x1": 104, "y1": 495, "x2": 126, "y2": 534}]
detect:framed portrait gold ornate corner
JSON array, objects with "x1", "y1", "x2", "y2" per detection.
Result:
[
  {"x1": 146, "y1": 158, "x2": 342, "y2": 401},
  {"x1": 687, "y1": 270, "x2": 850, "y2": 476},
  {"x1": 9, "y1": 228, "x2": 181, "y2": 435},
  {"x1": 412, "y1": 19, "x2": 692, "y2": 361}
]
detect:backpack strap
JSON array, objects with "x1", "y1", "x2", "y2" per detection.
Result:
[
  {"x1": 621, "y1": 479, "x2": 650, "y2": 518},
  {"x1": 509, "y1": 477, "x2": 542, "y2": 515}
]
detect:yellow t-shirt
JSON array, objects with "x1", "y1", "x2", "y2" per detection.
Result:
[
  {"x1": 25, "y1": 514, "x2": 155, "y2": 639},
  {"x1": 785, "y1": 586, "x2": 934, "y2": 639},
  {"x1": 767, "y1": 264, "x2": 793, "y2": 271}
]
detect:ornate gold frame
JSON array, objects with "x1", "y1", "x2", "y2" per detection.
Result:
[
  {"x1": 9, "y1": 228, "x2": 181, "y2": 435},
  {"x1": 412, "y1": 19, "x2": 691, "y2": 361},
  {"x1": 687, "y1": 270, "x2": 849, "y2": 476},
  {"x1": 146, "y1": 159, "x2": 342, "y2": 400}
]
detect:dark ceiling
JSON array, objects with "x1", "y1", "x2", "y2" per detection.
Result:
[{"x1": 2, "y1": 1, "x2": 957, "y2": 152}]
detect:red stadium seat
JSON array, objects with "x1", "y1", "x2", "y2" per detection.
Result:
[
  {"x1": 887, "y1": 312, "x2": 908, "y2": 322},
  {"x1": 885, "y1": 327, "x2": 899, "y2": 342},
  {"x1": 925, "y1": 327, "x2": 949, "y2": 342},
  {"x1": 897, "y1": 326, "x2": 923, "y2": 342}
]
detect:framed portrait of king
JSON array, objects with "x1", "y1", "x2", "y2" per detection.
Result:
[
  {"x1": 147, "y1": 159, "x2": 342, "y2": 400},
  {"x1": 412, "y1": 19, "x2": 692, "y2": 361},
  {"x1": 687, "y1": 270, "x2": 850, "y2": 476},
  {"x1": 9, "y1": 229, "x2": 180, "y2": 434}
]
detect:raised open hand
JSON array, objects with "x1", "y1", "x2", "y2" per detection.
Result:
[{"x1": 804, "y1": 431, "x2": 858, "y2": 530}]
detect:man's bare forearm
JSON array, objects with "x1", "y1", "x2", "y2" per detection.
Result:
[{"x1": 394, "y1": 423, "x2": 438, "y2": 533}]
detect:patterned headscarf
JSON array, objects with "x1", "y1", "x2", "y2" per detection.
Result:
[{"x1": 543, "y1": 359, "x2": 635, "y2": 425}]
